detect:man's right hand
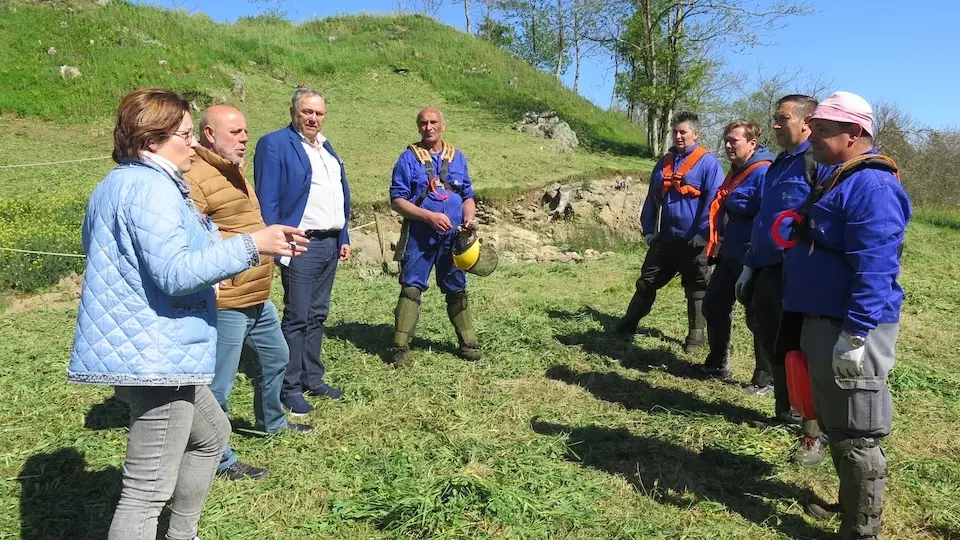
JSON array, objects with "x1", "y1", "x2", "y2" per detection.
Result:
[
  {"x1": 644, "y1": 234, "x2": 655, "y2": 246},
  {"x1": 424, "y1": 211, "x2": 452, "y2": 233}
]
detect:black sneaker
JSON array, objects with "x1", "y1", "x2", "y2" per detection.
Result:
[
  {"x1": 282, "y1": 422, "x2": 314, "y2": 435},
  {"x1": 742, "y1": 384, "x2": 774, "y2": 397},
  {"x1": 697, "y1": 363, "x2": 733, "y2": 381},
  {"x1": 218, "y1": 461, "x2": 269, "y2": 481},
  {"x1": 281, "y1": 394, "x2": 315, "y2": 416},
  {"x1": 750, "y1": 410, "x2": 803, "y2": 428},
  {"x1": 305, "y1": 383, "x2": 344, "y2": 400},
  {"x1": 805, "y1": 501, "x2": 840, "y2": 521}
]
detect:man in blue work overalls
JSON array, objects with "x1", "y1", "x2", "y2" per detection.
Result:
[
  {"x1": 779, "y1": 92, "x2": 911, "y2": 539},
  {"x1": 388, "y1": 107, "x2": 479, "y2": 367}
]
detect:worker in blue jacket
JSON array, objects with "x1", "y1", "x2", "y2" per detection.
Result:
[
  {"x1": 779, "y1": 92, "x2": 911, "y2": 539},
  {"x1": 698, "y1": 120, "x2": 774, "y2": 379},
  {"x1": 389, "y1": 107, "x2": 479, "y2": 367},
  {"x1": 734, "y1": 94, "x2": 830, "y2": 467},
  {"x1": 616, "y1": 112, "x2": 724, "y2": 354}
]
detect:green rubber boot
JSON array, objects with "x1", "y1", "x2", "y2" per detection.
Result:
[
  {"x1": 446, "y1": 291, "x2": 481, "y2": 361},
  {"x1": 391, "y1": 286, "x2": 421, "y2": 367}
]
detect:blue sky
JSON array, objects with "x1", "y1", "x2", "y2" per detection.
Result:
[{"x1": 138, "y1": 0, "x2": 956, "y2": 129}]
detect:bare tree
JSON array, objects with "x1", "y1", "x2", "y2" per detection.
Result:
[
  {"x1": 453, "y1": 0, "x2": 474, "y2": 33},
  {"x1": 616, "y1": 0, "x2": 814, "y2": 155},
  {"x1": 405, "y1": 0, "x2": 445, "y2": 16}
]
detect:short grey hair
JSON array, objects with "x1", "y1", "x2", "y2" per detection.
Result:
[{"x1": 291, "y1": 88, "x2": 325, "y2": 111}]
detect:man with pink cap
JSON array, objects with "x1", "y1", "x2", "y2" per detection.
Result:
[{"x1": 778, "y1": 91, "x2": 911, "y2": 539}]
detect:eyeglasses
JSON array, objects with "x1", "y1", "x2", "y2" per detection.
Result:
[{"x1": 173, "y1": 129, "x2": 196, "y2": 143}]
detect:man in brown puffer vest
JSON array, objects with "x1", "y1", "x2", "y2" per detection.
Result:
[{"x1": 185, "y1": 105, "x2": 313, "y2": 481}]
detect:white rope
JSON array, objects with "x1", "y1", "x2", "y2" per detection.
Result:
[
  {"x1": 0, "y1": 156, "x2": 112, "y2": 170},
  {"x1": 348, "y1": 221, "x2": 375, "y2": 232},
  {"x1": 0, "y1": 246, "x2": 86, "y2": 258},
  {"x1": 0, "y1": 222, "x2": 378, "y2": 260}
]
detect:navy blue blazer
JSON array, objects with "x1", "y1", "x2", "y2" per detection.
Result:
[{"x1": 253, "y1": 124, "x2": 351, "y2": 248}]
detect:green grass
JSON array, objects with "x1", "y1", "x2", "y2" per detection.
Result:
[
  {"x1": 1, "y1": 218, "x2": 959, "y2": 539},
  {"x1": 0, "y1": 0, "x2": 652, "y2": 291}
]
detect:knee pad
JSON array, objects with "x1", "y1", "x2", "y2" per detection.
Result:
[
  {"x1": 833, "y1": 437, "x2": 886, "y2": 537},
  {"x1": 686, "y1": 290, "x2": 706, "y2": 301},
  {"x1": 400, "y1": 286, "x2": 422, "y2": 303},
  {"x1": 445, "y1": 290, "x2": 467, "y2": 307}
]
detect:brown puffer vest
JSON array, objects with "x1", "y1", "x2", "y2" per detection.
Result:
[{"x1": 185, "y1": 146, "x2": 274, "y2": 310}]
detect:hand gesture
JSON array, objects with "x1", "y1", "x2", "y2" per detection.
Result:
[{"x1": 250, "y1": 225, "x2": 309, "y2": 258}]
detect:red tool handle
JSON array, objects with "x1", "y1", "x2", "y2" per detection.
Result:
[{"x1": 772, "y1": 209, "x2": 803, "y2": 249}]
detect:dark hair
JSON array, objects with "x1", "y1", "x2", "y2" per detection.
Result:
[
  {"x1": 723, "y1": 120, "x2": 762, "y2": 142},
  {"x1": 112, "y1": 88, "x2": 189, "y2": 163},
  {"x1": 776, "y1": 94, "x2": 818, "y2": 118},
  {"x1": 673, "y1": 111, "x2": 701, "y2": 132}
]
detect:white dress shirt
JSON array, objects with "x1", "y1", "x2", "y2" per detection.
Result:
[{"x1": 297, "y1": 132, "x2": 345, "y2": 232}]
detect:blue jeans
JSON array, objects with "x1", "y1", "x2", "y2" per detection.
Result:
[
  {"x1": 280, "y1": 234, "x2": 339, "y2": 397},
  {"x1": 211, "y1": 301, "x2": 289, "y2": 472}
]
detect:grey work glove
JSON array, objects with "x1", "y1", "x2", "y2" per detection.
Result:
[
  {"x1": 734, "y1": 266, "x2": 754, "y2": 304},
  {"x1": 689, "y1": 234, "x2": 707, "y2": 248},
  {"x1": 644, "y1": 234, "x2": 655, "y2": 246}
]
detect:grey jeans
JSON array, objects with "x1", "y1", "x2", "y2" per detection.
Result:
[
  {"x1": 800, "y1": 317, "x2": 898, "y2": 440},
  {"x1": 109, "y1": 385, "x2": 231, "y2": 540}
]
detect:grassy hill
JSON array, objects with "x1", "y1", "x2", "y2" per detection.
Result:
[{"x1": 0, "y1": 0, "x2": 651, "y2": 290}]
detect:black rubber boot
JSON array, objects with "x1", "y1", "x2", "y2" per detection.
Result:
[
  {"x1": 683, "y1": 295, "x2": 706, "y2": 354},
  {"x1": 615, "y1": 282, "x2": 655, "y2": 335}
]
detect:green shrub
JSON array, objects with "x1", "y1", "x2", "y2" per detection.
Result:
[{"x1": 0, "y1": 195, "x2": 86, "y2": 290}]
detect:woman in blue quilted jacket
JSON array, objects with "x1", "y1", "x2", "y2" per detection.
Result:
[{"x1": 68, "y1": 88, "x2": 308, "y2": 540}]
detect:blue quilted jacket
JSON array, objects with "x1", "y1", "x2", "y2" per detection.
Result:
[{"x1": 68, "y1": 159, "x2": 259, "y2": 386}]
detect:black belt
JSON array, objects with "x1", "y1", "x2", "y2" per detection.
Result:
[
  {"x1": 306, "y1": 229, "x2": 339, "y2": 239},
  {"x1": 804, "y1": 313, "x2": 842, "y2": 324}
]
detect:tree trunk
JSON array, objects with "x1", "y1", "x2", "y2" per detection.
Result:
[
  {"x1": 555, "y1": 0, "x2": 564, "y2": 80},
  {"x1": 572, "y1": 0, "x2": 581, "y2": 91},
  {"x1": 610, "y1": 53, "x2": 619, "y2": 109},
  {"x1": 463, "y1": 0, "x2": 472, "y2": 34}
]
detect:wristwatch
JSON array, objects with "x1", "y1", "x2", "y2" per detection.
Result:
[{"x1": 841, "y1": 331, "x2": 866, "y2": 348}]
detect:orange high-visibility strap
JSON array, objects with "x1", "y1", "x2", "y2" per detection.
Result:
[
  {"x1": 705, "y1": 160, "x2": 770, "y2": 259},
  {"x1": 661, "y1": 145, "x2": 710, "y2": 197}
]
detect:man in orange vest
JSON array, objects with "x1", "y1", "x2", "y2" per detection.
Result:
[
  {"x1": 616, "y1": 112, "x2": 724, "y2": 353},
  {"x1": 698, "y1": 120, "x2": 774, "y2": 379}
]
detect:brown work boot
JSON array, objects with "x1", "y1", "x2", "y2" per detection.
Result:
[
  {"x1": 388, "y1": 346, "x2": 412, "y2": 368},
  {"x1": 790, "y1": 435, "x2": 827, "y2": 467},
  {"x1": 459, "y1": 342, "x2": 482, "y2": 362}
]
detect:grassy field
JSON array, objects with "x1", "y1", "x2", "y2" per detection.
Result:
[
  {"x1": 0, "y1": 1, "x2": 651, "y2": 291},
  {"x1": 1, "y1": 215, "x2": 959, "y2": 539}
]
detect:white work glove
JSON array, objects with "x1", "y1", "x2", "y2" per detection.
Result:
[
  {"x1": 689, "y1": 234, "x2": 707, "y2": 248},
  {"x1": 644, "y1": 234, "x2": 655, "y2": 246},
  {"x1": 734, "y1": 266, "x2": 754, "y2": 304},
  {"x1": 832, "y1": 332, "x2": 866, "y2": 378}
]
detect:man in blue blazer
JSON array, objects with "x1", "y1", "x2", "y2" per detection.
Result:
[{"x1": 254, "y1": 88, "x2": 351, "y2": 415}]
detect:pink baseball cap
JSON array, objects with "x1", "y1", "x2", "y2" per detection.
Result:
[{"x1": 811, "y1": 91, "x2": 874, "y2": 136}]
